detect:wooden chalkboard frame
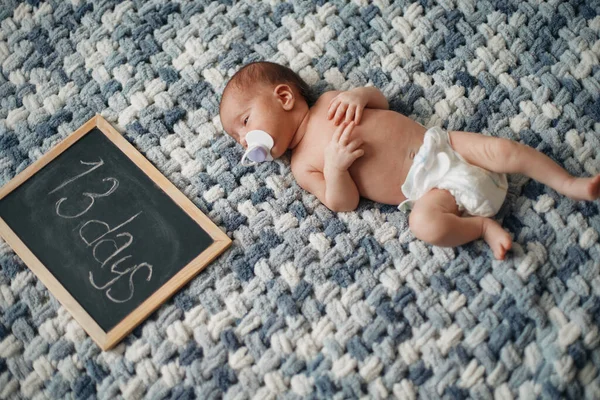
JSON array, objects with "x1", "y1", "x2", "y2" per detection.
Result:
[{"x1": 0, "y1": 115, "x2": 231, "y2": 350}]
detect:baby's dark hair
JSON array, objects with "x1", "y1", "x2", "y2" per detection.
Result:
[{"x1": 221, "y1": 61, "x2": 313, "y2": 107}]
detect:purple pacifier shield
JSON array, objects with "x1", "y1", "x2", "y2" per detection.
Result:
[{"x1": 247, "y1": 146, "x2": 267, "y2": 162}]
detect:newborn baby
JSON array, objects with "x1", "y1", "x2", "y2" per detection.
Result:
[{"x1": 219, "y1": 61, "x2": 600, "y2": 260}]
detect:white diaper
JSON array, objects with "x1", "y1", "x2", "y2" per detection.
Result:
[{"x1": 399, "y1": 126, "x2": 508, "y2": 217}]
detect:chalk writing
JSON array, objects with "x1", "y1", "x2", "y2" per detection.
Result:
[
  {"x1": 49, "y1": 159, "x2": 153, "y2": 304},
  {"x1": 55, "y1": 178, "x2": 119, "y2": 219},
  {"x1": 92, "y1": 233, "x2": 133, "y2": 267},
  {"x1": 107, "y1": 263, "x2": 152, "y2": 303},
  {"x1": 79, "y1": 213, "x2": 141, "y2": 246},
  {"x1": 49, "y1": 158, "x2": 104, "y2": 194}
]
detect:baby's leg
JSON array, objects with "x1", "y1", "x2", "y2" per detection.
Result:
[
  {"x1": 449, "y1": 131, "x2": 600, "y2": 201},
  {"x1": 409, "y1": 189, "x2": 512, "y2": 260}
]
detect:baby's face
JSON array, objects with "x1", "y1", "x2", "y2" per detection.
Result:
[{"x1": 220, "y1": 84, "x2": 295, "y2": 159}]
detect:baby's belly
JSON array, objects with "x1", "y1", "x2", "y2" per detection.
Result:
[
  {"x1": 346, "y1": 110, "x2": 425, "y2": 205},
  {"x1": 349, "y1": 153, "x2": 413, "y2": 205}
]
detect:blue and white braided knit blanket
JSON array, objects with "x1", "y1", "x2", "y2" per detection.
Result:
[{"x1": 1, "y1": 0, "x2": 600, "y2": 399}]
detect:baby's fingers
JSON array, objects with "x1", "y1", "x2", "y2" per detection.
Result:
[
  {"x1": 346, "y1": 138, "x2": 363, "y2": 152},
  {"x1": 333, "y1": 103, "x2": 348, "y2": 125},
  {"x1": 345, "y1": 104, "x2": 356, "y2": 123},
  {"x1": 338, "y1": 120, "x2": 355, "y2": 145},
  {"x1": 354, "y1": 106, "x2": 364, "y2": 125},
  {"x1": 327, "y1": 98, "x2": 340, "y2": 120},
  {"x1": 332, "y1": 120, "x2": 349, "y2": 142},
  {"x1": 351, "y1": 149, "x2": 365, "y2": 161}
]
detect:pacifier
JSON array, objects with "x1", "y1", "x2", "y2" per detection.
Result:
[{"x1": 240, "y1": 130, "x2": 274, "y2": 166}]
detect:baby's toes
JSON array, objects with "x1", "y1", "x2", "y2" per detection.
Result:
[
  {"x1": 500, "y1": 237, "x2": 512, "y2": 259},
  {"x1": 591, "y1": 175, "x2": 600, "y2": 199},
  {"x1": 493, "y1": 233, "x2": 512, "y2": 260}
]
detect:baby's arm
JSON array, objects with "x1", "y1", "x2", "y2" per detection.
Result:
[
  {"x1": 328, "y1": 87, "x2": 388, "y2": 125},
  {"x1": 351, "y1": 87, "x2": 389, "y2": 110},
  {"x1": 295, "y1": 166, "x2": 360, "y2": 212},
  {"x1": 294, "y1": 121, "x2": 363, "y2": 212}
]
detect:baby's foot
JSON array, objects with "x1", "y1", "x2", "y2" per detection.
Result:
[
  {"x1": 482, "y1": 218, "x2": 512, "y2": 260},
  {"x1": 563, "y1": 175, "x2": 600, "y2": 201}
]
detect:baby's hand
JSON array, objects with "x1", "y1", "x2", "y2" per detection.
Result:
[
  {"x1": 327, "y1": 91, "x2": 367, "y2": 125},
  {"x1": 325, "y1": 121, "x2": 364, "y2": 171}
]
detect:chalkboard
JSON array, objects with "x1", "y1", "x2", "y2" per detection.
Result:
[{"x1": 0, "y1": 115, "x2": 231, "y2": 350}]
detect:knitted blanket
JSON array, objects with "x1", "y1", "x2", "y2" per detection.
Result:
[{"x1": 1, "y1": 0, "x2": 600, "y2": 399}]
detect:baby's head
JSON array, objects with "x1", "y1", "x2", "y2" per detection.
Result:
[{"x1": 219, "y1": 61, "x2": 311, "y2": 163}]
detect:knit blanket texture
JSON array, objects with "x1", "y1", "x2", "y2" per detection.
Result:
[{"x1": 1, "y1": 0, "x2": 600, "y2": 399}]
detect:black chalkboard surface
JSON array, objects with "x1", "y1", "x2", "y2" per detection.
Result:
[{"x1": 0, "y1": 115, "x2": 231, "y2": 350}]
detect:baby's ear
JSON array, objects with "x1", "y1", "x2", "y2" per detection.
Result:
[{"x1": 274, "y1": 84, "x2": 295, "y2": 111}]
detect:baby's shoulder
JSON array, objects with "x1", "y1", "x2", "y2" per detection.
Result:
[
  {"x1": 308, "y1": 90, "x2": 342, "y2": 117},
  {"x1": 313, "y1": 90, "x2": 342, "y2": 106}
]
